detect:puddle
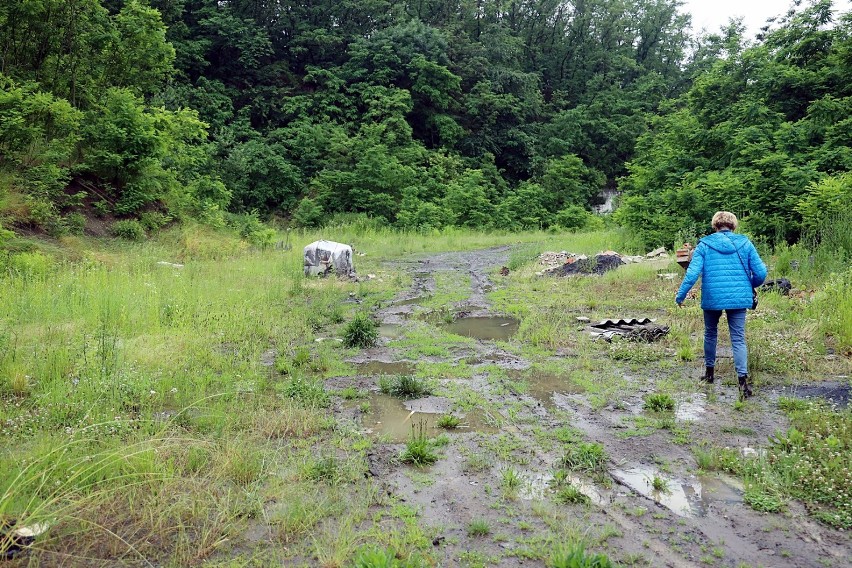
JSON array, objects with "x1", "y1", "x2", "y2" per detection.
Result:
[
  {"x1": 613, "y1": 467, "x2": 695, "y2": 517},
  {"x1": 676, "y1": 393, "x2": 707, "y2": 421},
  {"x1": 777, "y1": 381, "x2": 850, "y2": 408},
  {"x1": 355, "y1": 361, "x2": 416, "y2": 376},
  {"x1": 378, "y1": 324, "x2": 406, "y2": 339},
  {"x1": 521, "y1": 472, "x2": 606, "y2": 505},
  {"x1": 694, "y1": 475, "x2": 744, "y2": 510},
  {"x1": 508, "y1": 369, "x2": 585, "y2": 408},
  {"x1": 359, "y1": 393, "x2": 498, "y2": 442},
  {"x1": 612, "y1": 466, "x2": 743, "y2": 517},
  {"x1": 443, "y1": 316, "x2": 520, "y2": 341}
]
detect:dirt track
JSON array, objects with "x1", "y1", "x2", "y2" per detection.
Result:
[{"x1": 331, "y1": 248, "x2": 850, "y2": 567}]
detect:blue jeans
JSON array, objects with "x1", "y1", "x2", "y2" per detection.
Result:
[{"x1": 703, "y1": 309, "x2": 748, "y2": 377}]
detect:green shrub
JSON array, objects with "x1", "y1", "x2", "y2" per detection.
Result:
[
  {"x1": 139, "y1": 211, "x2": 171, "y2": 231},
  {"x1": 643, "y1": 393, "x2": 675, "y2": 412},
  {"x1": 111, "y1": 219, "x2": 146, "y2": 240},
  {"x1": 65, "y1": 212, "x2": 87, "y2": 235},
  {"x1": 343, "y1": 312, "x2": 379, "y2": 348}
]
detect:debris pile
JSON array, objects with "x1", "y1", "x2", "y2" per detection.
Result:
[
  {"x1": 303, "y1": 240, "x2": 356, "y2": 278},
  {"x1": 760, "y1": 278, "x2": 792, "y2": 295},
  {"x1": 583, "y1": 317, "x2": 670, "y2": 342},
  {"x1": 538, "y1": 247, "x2": 670, "y2": 277},
  {"x1": 1, "y1": 520, "x2": 49, "y2": 560}
]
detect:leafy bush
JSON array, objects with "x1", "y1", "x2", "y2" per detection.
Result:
[
  {"x1": 139, "y1": 211, "x2": 171, "y2": 231},
  {"x1": 343, "y1": 312, "x2": 379, "y2": 348},
  {"x1": 111, "y1": 219, "x2": 146, "y2": 240},
  {"x1": 292, "y1": 197, "x2": 324, "y2": 228},
  {"x1": 65, "y1": 212, "x2": 87, "y2": 235}
]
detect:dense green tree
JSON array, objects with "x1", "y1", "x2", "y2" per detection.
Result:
[{"x1": 618, "y1": 0, "x2": 852, "y2": 247}]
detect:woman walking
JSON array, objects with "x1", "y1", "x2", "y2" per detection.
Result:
[{"x1": 675, "y1": 212, "x2": 767, "y2": 398}]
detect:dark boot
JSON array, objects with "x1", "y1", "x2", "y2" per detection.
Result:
[
  {"x1": 700, "y1": 366, "x2": 715, "y2": 384},
  {"x1": 738, "y1": 375, "x2": 753, "y2": 399}
]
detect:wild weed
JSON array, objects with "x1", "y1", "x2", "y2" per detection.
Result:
[
  {"x1": 466, "y1": 519, "x2": 491, "y2": 537},
  {"x1": 343, "y1": 312, "x2": 379, "y2": 348},
  {"x1": 554, "y1": 485, "x2": 590, "y2": 505},
  {"x1": 279, "y1": 376, "x2": 331, "y2": 408},
  {"x1": 650, "y1": 475, "x2": 670, "y2": 493},
  {"x1": 379, "y1": 374, "x2": 431, "y2": 398},
  {"x1": 437, "y1": 414, "x2": 461, "y2": 429},
  {"x1": 643, "y1": 393, "x2": 675, "y2": 412},
  {"x1": 305, "y1": 455, "x2": 343, "y2": 485},
  {"x1": 399, "y1": 422, "x2": 438, "y2": 466},
  {"x1": 549, "y1": 544, "x2": 615, "y2": 568},
  {"x1": 501, "y1": 469, "x2": 523, "y2": 492},
  {"x1": 352, "y1": 545, "x2": 403, "y2": 568},
  {"x1": 340, "y1": 386, "x2": 365, "y2": 400},
  {"x1": 561, "y1": 442, "x2": 608, "y2": 474}
]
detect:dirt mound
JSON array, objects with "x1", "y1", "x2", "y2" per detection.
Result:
[{"x1": 548, "y1": 253, "x2": 625, "y2": 276}]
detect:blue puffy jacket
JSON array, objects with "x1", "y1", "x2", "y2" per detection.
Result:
[{"x1": 675, "y1": 230, "x2": 767, "y2": 310}]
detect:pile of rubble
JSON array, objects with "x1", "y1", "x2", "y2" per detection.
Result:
[{"x1": 538, "y1": 247, "x2": 669, "y2": 277}]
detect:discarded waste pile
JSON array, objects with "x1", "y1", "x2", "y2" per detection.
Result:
[
  {"x1": 538, "y1": 247, "x2": 669, "y2": 277},
  {"x1": 1, "y1": 521, "x2": 49, "y2": 560},
  {"x1": 578, "y1": 317, "x2": 671, "y2": 342},
  {"x1": 303, "y1": 240, "x2": 357, "y2": 278}
]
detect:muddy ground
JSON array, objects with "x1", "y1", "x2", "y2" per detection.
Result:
[{"x1": 328, "y1": 248, "x2": 850, "y2": 567}]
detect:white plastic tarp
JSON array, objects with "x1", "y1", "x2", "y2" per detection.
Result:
[{"x1": 303, "y1": 240, "x2": 355, "y2": 277}]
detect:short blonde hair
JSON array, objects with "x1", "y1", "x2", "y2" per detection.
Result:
[{"x1": 712, "y1": 211, "x2": 738, "y2": 231}]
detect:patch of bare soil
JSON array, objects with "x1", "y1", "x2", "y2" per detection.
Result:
[{"x1": 329, "y1": 247, "x2": 850, "y2": 567}]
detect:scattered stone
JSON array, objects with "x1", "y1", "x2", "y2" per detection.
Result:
[
  {"x1": 315, "y1": 337, "x2": 344, "y2": 343},
  {"x1": 576, "y1": 316, "x2": 591, "y2": 323},
  {"x1": 741, "y1": 447, "x2": 759, "y2": 458},
  {"x1": 657, "y1": 273, "x2": 678, "y2": 280},
  {"x1": 646, "y1": 247, "x2": 667, "y2": 257},
  {"x1": 156, "y1": 261, "x2": 184, "y2": 268}
]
